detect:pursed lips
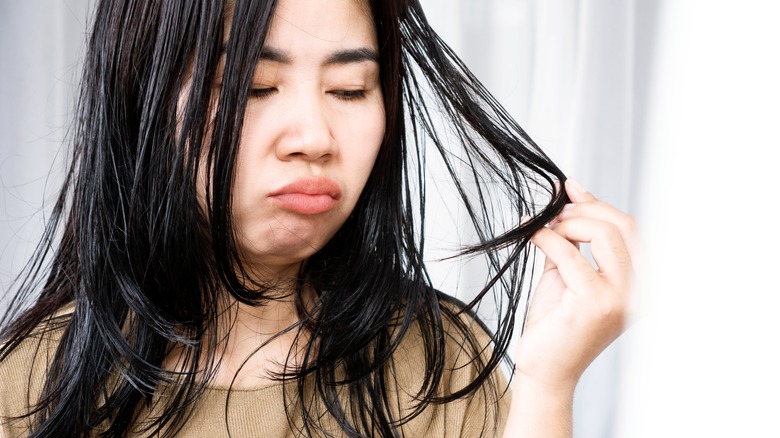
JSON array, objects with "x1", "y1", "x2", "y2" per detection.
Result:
[{"x1": 268, "y1": 176, "x2": 342, "y2": 215}]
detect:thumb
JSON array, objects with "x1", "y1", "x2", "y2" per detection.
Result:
[{"x1": 565, "y1": 178, "x2": 596, "y2": 203}]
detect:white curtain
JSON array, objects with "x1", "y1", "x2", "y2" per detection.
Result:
[
  {"x1": 618, "y1": 1, "x2": 780, "y2": 436},
  {"x1": 0, "y1": 2, "x2": 656, "y2": 437},
  {"x1": 0, "y1": 0, "x2": 90, "y2": 305},
  {"x1": 423, "y1": 1, "x2": 654, "y2": 437}
]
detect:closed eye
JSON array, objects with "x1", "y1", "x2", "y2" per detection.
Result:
[
  {"x1": 249, "y1": 87, "x2": 277, "y2": 99},
  {"x1": 329, "y1": 90, "x2": 367, "y2": 101}
]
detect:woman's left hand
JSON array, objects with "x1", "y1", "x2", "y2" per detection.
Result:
[{"x1": 514, "y1": 178, "x2": 638, "y2": 392}]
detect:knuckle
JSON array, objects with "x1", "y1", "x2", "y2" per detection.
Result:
[
  {"x1": 621, "y1": 214, "x2": 638, "y2": 235},
  {"x1": 561, "y1": 242, "x2": 582, "y2": 261},
  {"x1": 598, "y1": 221, "x2": 622, "y2": 242},
  {"x1": 583, "y1": 270, "x2": 601, "y2": 288},
  {"x1": 593, "y1": 291, "x2": 626, "y2": 323},
  {"x1": 531, "y1": 226, "x2": 552, "y2": 242}
]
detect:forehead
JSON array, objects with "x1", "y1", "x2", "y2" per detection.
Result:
[{"x1": 265, "y1": 0, "x2": 378, "y2": 52}]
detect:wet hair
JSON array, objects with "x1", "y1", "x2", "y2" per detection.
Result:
[{"x1": 0, "y1": 0, "x2": 567, "y2": 437}]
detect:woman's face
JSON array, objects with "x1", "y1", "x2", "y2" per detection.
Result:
[{"x1": 220, "y1": 0, "x2": 384, "y2": 277}]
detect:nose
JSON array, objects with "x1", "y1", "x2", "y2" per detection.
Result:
[{"x1": 275, "y1": 92, "x2": 336, "y2": 163}]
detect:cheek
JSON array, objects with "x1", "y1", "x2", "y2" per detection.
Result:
[
  {"x1": 362, "y1": 120, "x2": 385, "y2": 170},
  {"x1": 352, "y1": 98, "x2": 386, "y2": 176}
]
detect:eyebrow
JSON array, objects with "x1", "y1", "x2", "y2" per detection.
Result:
[{"x1": 259, "y1": 46, "x2": 380, "y2": 66}]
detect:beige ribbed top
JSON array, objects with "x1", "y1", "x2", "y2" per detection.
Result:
[{"x1": 1, "y1": 313, "x2": 509, "y2": 437}]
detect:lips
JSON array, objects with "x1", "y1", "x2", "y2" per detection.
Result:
[{"x1": 268, "y1": 177, "x2": 342, "y2": 215}]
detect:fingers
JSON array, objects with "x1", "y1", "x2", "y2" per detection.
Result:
[
  {"x1": 532, "y1": 215, "x2": 632, "y2": 339},
  {"x1": 547, "y1": 217, "x2": 632, "y2": 287},
  {"x1": 564, "y1": 178, "x2": 596, "y2": 203},
  {"x1": 537, "y1": 177, "x2": 636, "y2": 289},
  {"x1": 555, "y1": 202, "x2": 638, "y2": 259},
  {"x1": 531, "y1": 226, "x2": 602, "y2": 292},
  {"x1": 555, "y1": 178, "x2": 639, "y2": 260}
]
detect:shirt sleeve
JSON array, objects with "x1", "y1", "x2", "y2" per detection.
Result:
[{"x1": 0, "y1": 315, "x2": 69, "y2": 438}]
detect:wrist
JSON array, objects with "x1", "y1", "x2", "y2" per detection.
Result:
[
  {"x1": 503, "y1": 369, "x2": 576, "y2": 438},
  {"x1": 513, "y1": 365, "x2": 580, "y2": 396}
]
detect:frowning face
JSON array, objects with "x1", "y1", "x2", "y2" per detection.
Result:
[{"x1": 222, "y1": 0, "x2": 385, "y2": 278}]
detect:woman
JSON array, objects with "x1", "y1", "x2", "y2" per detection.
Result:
[{"x1": 0, "y1": 0, "x2": 635, "y2": 437}]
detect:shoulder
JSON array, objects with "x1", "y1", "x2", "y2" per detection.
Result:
[
  {"x1": 390, "y1": 293, "x2": 511, "y2": 437},
  {"x1": 397, "y1": 293, "x2": 499, "y2": 369},
  {"x1": 0, "y1": 305, "x2": 73, "y2": 435}
]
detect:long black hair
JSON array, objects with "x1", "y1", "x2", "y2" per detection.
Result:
[{"x1": 0, "y1": 0, "x2": 567, "y2": 436}]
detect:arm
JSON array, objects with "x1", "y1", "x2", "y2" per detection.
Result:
[
  {"x1": 503, "y1": 373, "x2": 574, "y2": 437},
  {"x1": 503, "y1": 178, "x2": 637, "y2": 437}
]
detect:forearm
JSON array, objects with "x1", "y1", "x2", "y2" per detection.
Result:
[{"x1": 501, "y1": 374, "x2": 575, "y2": 438}]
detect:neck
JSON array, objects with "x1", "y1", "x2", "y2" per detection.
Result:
[{"x1": 165, "y1": 281, "x2": 316, "y2": 390}]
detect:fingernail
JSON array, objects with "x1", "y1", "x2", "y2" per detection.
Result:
[
  {"x1": 562, "y1": 203, "x2": 576, "y2": 212},
  {"x1": 566, "y1": 178, "x2": 586, "y2": 198}
]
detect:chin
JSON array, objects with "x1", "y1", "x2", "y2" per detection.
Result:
[{"x1": 238, "y1": 234, "x2": 326, "y2": 273}]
